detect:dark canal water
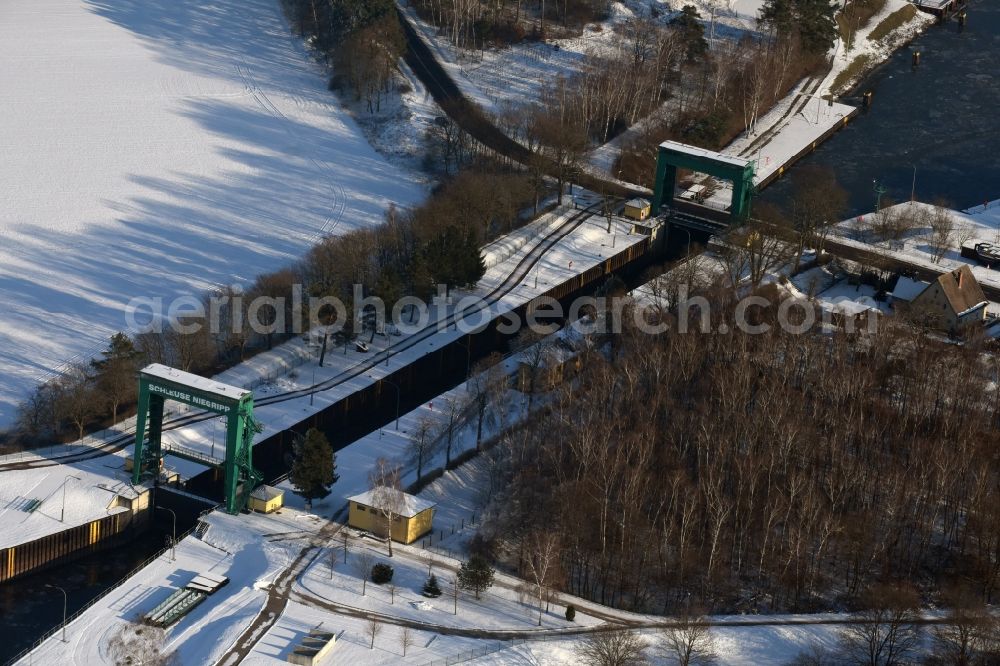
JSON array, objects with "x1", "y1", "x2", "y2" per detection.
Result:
[
  {"x1": 761, "y1": 0, "x2": 1000, "y2": 215},
  {"x1": 0, "y1": 526, "x2": 167, "y2": 663}
]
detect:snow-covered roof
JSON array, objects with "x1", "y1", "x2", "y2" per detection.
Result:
[
  {"x1": 826, "y1": 297, "x2": 878, "y2": 316},
  {"x1": 347, "y1": 488, "x2": 436, "y2": 518},
  {"x1": 0, "y1": 457, "x2": 148, "y2": 550},
  {"x1": 957, "y1": 301, "x2": 989, "y2": 318},
  {"x1": 659, "y1": 140, "x2": 752, "y2": 169},
  {"x1": 891, "y1": 276, "x2": 928, "y2": 302},
  {"x1": 624, "y1": 198, "x2": 650, "y2": 209},
  {"x1": 250, "y1": 485, "x2": 283, "y2": 502},
  {"x1": 142, "y1": 364, "x2": 249, "y2": 403}
]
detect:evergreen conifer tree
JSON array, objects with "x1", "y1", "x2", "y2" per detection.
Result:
[
  {"x1": 290, "y1": 428, "x2": 338, "y2": 508},
  {"x1": 457, "y1": 555, "x2": 495, "y2": 599}
]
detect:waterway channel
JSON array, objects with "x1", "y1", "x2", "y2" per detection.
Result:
[{"x1": 761, "y1": 0, "x2": 1000, "y2": 215}]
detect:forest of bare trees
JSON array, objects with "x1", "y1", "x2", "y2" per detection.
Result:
[
  {"x1": 411, "y1": 0, "x2": 615, "y2": 48},
  {"x1": 480, "y1": 294, "x2": 1000, "y2": 616}
]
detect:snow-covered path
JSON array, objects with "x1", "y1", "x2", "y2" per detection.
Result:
[{"x1": 0, "y1": 0, "x2": 426, "y2": 426}]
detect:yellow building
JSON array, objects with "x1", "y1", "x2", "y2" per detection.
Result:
[
  {"x1": 248, "y1": 485, "x2": 284, "y2": 513},
  {"x1": 622, "y1": 198, "x2": 651, "y2": 221},
  {"x1": 347, "y1": 488, "x2": 435, "y2": 544}
]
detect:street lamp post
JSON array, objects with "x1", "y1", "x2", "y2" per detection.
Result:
[
  {"x1": 454, "y1": 335, "x2": 473, "y2": 380},
  {"x1": 374, "y1": 376, "x2": 401, "y2": 430},
  {"x1": 157, "y1": 506, "x2": 177, "y2": 561},
  {"x1": 45, "y1": 584, "x2": 68, "y2": 642},
  {"x1": 61, "y1": 475, "x2": 81, "y2": 523},
  {"x1": 910, "y1": 165, "x2": 917, "y2": 203}
]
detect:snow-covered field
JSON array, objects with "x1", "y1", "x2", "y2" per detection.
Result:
[
  {"x1": 16, "y1": 481, "x2": 857, "y2": 666},
  {"x1": 0, "y1": 0, "x2": 426, "y2": 427}
]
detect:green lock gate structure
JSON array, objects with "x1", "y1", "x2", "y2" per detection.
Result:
[
  {"x1": 652, "y1": 140, "x2": 756, "y2": 221},
  {"x1": 132, "y1": 364, "x2": 262, "y2": 514}
]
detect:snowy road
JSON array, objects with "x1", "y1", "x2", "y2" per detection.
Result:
[{"x1": 0, "y1": 0, "x2": 425, "y2": 426}]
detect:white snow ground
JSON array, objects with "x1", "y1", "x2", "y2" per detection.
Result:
[
  {"x1": 831, "y1": 200, "x2": 1000, "y2": 292},
  {"x1": 0, "y1": 0, "x2": 426, "y2": 427}
]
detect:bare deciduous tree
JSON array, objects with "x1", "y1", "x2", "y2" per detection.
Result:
[
  {"x1": 523, "y1": 531, "x2": 562, "y2": 626},
  {"x1": 839, "y1": 585, "x2": 922, "y2": 666},
  {"x1": 366, "y1": 616, "x2": 383, "y2": 650},
  {"x1": 927, "y1": 204, "x2": 957, "y2": 263},
  {"x1": 660, "y1": 610, "x2": 716, "y2": 666},
  {"x1": 368, "y1": 458, "x2": 405, "y2": 556},
  {"x1": 107, "y1": 622, "x2": 176, "y2": 666},
  {"x1": 576, "y1": 629, "x2": 648, "y2": 666},
  {"x1": 399, "y1": 626, "x2": 416, "y2": 657},
  {"x1": 353, "y1": 550, "x2": 375, "y2": 596},
  {"x1": 409, "y1": 416, "x2": 439, "y2": 482}
]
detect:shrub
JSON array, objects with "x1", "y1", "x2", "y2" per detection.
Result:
[
  {"x1": 837, "y1": 0, "x2": 887, "y2": 44},
  {"x1": 868, "y1": 5, "x2": 917, "y2": 43},
  {"x1": 831, "y1": 54, "x2": 875, "y2": 95},
  {"x1": 422, "y1": 574, "x2": 442, "y2": 598},
  {"x1": 371, "y1": 563, "x2": 394, "y2": 584},
  {"x1": 565, "y1": 604, "x2": 576, "y2": 622}
]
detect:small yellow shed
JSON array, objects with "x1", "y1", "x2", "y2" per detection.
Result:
[
  {"x1": 248, "y1": 485, "x2": 284, "y2": 514},
  {"x1": 347, "y1": 488, "x2": 435, "y2": 544},
  {"x1": 623, "y1": 198, "x2": 651, "y2": 221}
]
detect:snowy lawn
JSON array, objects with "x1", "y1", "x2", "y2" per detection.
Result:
[
  {"x1": 0, "y1": 0, "x2": 426, "y2": 426},
  {"x1": 831, "y1": 200, "x2": 1000, "y2": 292},
  {"x1": 18, "y1": 509, "x2": 318, "y2": 665}
]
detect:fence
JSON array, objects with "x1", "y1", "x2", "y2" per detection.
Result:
[
  {"x1": 237, "y1": 344, "x2": 316, "y2": 392},
  {"x1": 417, "y1": 630, "x2": 585, "y2": 666},
  {"x1": 0, "y1": 422, "x2": 137, "y2": 467},
  {"x1": 418, "y1": 510, "x2": 480, "y2": 560},
  {"x1": 417, "y1": 638, "x2": 527, "y2": 666},
  {"x1": 3, "y1": 516, "x2": 212, "y2": 666}
]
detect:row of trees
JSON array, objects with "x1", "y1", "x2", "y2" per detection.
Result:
[
  {"x1": 286, "y1": 0, "x2": 405, "y2": 114},
  {"x1": 574, "y1": 598, "x2": 1000, "y2": 666},
  {"x1": 478, "y1": 293, "x2": 1000, "y2": 616},
  {"x1": 850, "y1": 199, "x2": 974, "y2": 265},
  {"x1": 616, "y1": 1, "x2": 834, "y2": 184},
  {"x1": 411, "y1": 0, "x2": 614, "y2": 48},
  {"x1": 10, "y1": 162, "x2": 547, "y2": 449}
]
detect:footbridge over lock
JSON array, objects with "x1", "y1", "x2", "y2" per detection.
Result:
[{"x1": 132, "y1": 364, "x2": 262, "y2": 514}]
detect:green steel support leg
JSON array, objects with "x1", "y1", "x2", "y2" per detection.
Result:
[
  {"x1": 732, "y1": 171, "x2": 753, "y2": 220},
  {"x1": 224, "y1": 411, "x2": 242, "y2": 514},
  {"x1": 132, "y1": 387, "x2": 150, "y2": 485},
  {"x1": 651, "y1": 151, "x2": 672, "y2": 215},
  {"x1": 146, "y1": 397, "x2": 164, "y2": 476}
]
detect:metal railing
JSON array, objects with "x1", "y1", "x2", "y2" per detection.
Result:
[
  {"x1": 4, "y1": 507, "x2": 217, "y2": 666},
  {"x1": 417, "y1": 638, "x2": 527, "y2": 666},
  {"x1": 0, "y1": 423, "x2": 136, "y2": 466}
]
